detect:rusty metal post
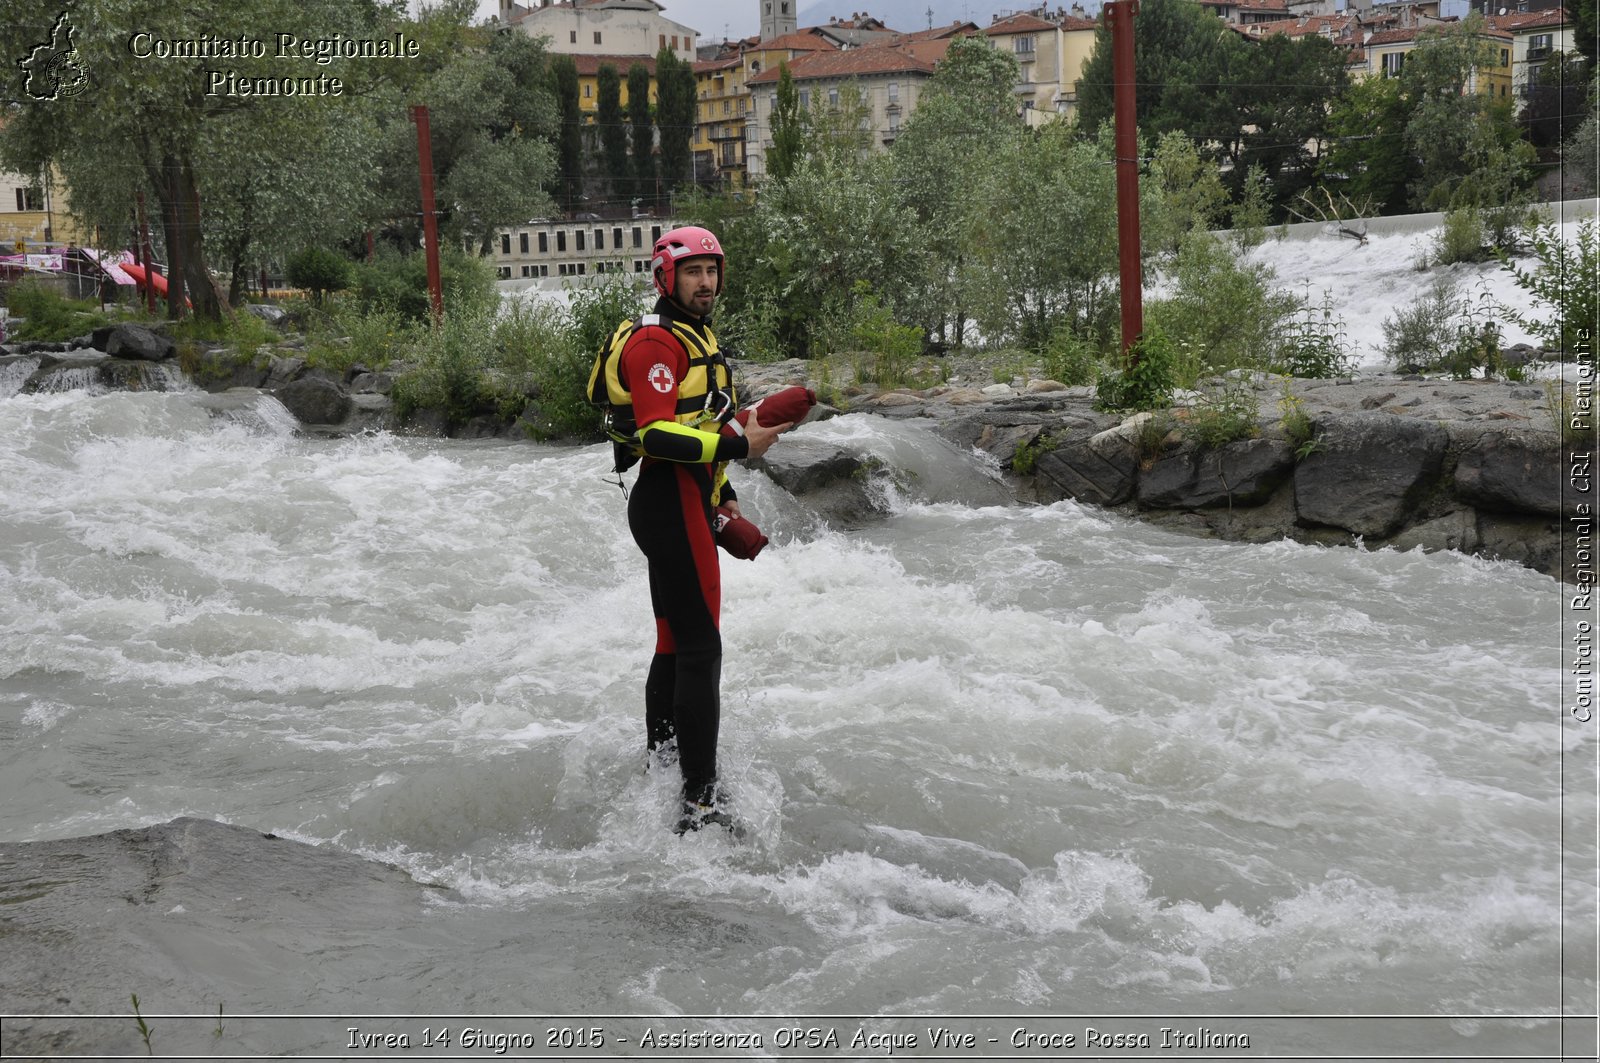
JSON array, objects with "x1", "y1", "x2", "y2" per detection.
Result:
[
  {"x1": 1107, "y1": 0, "x2": 1144, "y2": 360},
  {"x1": 411, "y1": 105, "x2": 444, "y2": 326}
]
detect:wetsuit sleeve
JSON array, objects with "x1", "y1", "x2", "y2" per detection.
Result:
[{"x1": 622, "y1": 328, "x2": 750, "y2": 463}]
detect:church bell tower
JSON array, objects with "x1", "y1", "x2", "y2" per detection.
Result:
[{"x1": 760, "y1": 0, "x2": 797, "y2": 40}]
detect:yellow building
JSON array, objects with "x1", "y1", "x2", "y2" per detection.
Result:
[
  {"x1": 692, "y1": 30, "x2": 838, "y2": 193},
  {"x1": 1362, "y1": 22, "x2": 1515, "y2": 98},
  {"x1": 0, "y1": 167, "x2": 91, "y2": 251}
]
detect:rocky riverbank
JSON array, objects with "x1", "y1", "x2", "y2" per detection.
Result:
[{"x1": 2, "y1": 323, "x2": 1592, "y2": 583}]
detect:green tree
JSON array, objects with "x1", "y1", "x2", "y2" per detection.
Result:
[
  {"x1": 1147, "y1": 129, "x2": 1229, "y2": 254},
  {"x1": 360, "y1": 2, "x2": 558, "y2": 255},
  {"x1": 889, "y1": 34, "x2": 1022, "y2": 345},
  {"x1": 0, "y1": 0, "x2": 406, "y2": 321},
  {"x1": 1401, "y1": 19, "x2": 1533, "y2": 211},
  {"x1": 1075, "y1": 0, "x2": 1245, "y2": 144},
  {"x1": 1520, "y1": 52, "x2": 1592, "y2": 151},
  {"x1": 552, "y1": 55, "x2": 583, "y2": 212},
  {"x1": 1573, "y1": 0, "x2": 1598, "y2": 63},
  {"x1": 627, "y1": 63, "x2": 656, "y2": 211},
  {"x1": 654, "y1": 48, "x2": 697, "y2": 203},
  {"x1": 962, "y1": 122, "x2": 1120, "y2": 350},
  {"x1": 767, "y1": 61, "x2": 806, "y2": 185},
  {"x1": 597, "y1": 64, "x2": 630, "y2": 202},
  {"x1": 1320, "y1": 74, "x2": 1414, "y2": 214}
]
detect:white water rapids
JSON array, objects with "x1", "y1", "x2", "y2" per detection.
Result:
[{"x1": 0, "y1": 386, "x2": 1593, "y2": 1058}]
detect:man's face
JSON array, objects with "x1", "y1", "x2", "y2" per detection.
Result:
[{"x1": 673, "y1": 257, "x2": 719, "y2": 317}]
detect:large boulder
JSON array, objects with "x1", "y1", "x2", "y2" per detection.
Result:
[
  {"x1": 104, "y1": 323, "x2": 174, "y2": 362},
  {"x1": 1138, "y1": 437, "x2": 1295, "y2": 509},
  {"x1": 274, "y1": 376, "x2": 352, "y2": 425},
  {"x1": 1294, "y1": 414, "x2": 1449, "y2": 538},
  {"x1": 749, "y1": 437, "x2": 889, "y2": 527},
  {"x1": 1453, "y1": 430, "x2": 1563, "y2": 516},
  {"x1": 1032, "y1": 430, "x2": 1137, "y2": 506}
]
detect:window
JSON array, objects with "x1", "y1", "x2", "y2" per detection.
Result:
[
  {"x1": 520, "y1": 265, "x2": 530, "y2": 277},
  {"x1": 1500, "y1": 48, "x2": 1509, "y2": 66},
  {"x1": 540, "y1": 264, "x2": 549, "y2": 277},
  {"x1": 594, "y1": 228, "x2": 604, "y2": 248},
  {"x1": 660, "y1": 33, "x2": 666, "y2": 49},
  {"x1": 594, "y1": 31, "x2": 602, "y2": 44},
  {"x1": 1015, "y1": 35, "x2": 1035, "y2": 54},
  {"x1": 578, "y1": 263, "x2": 586, "y2": 276},
  {"x1": 1529, "y1": 32, "x2": 1553, "y2": 57},
  {"x1": 828, "y1": 87, "x2": 839, "y2": 106},
  {"x1": 538, "y1": 232, "x2": 548, "y2": 253},
  {"x1": 519, "y1": 232, "x2": 529, "y2": 254},
  {"x1": 651, "y1": 225, "x2": 661, "y2": 243},
  {"x1": 501, "y1": 234, "x2": 511, "y2": 255},
  {"x1": 739, "y1": 97, "x2": 747, "y2": 114},
  {"x1": 576, "y1": 230, "x2": 585, "y2": 251},
  {"x1": 570, "y1": 30, "x2": 577, "y2": 43},
  {"x1": 613, "y1": 227, "x2": 623, "y2": 247},
  {"x1": 584, "y1": 83, "x2": 591, "y2": 97},
  {"x1": 782, "y1": 1, "x2": 789, "y2": 11},
  {"x1": 671, "y1": 36, "x2": 678, "y2": 50},
  {"x1": 557, "y1": 231, "x2": 567, "y2": 252},
  {"x1": 15, "y1": 186, "x2": 42, "y2": 211},
  {"x1": 636, "y1": 260, "x2": 646, "y2": 272},
  {"x1": 724, "y1": 99, "x2": 730, "y2": 114},
  {"x1": 799, "y1": 89, "x2": 810, "y2": 108},
  {"x1": 887, "y1": 81, "x2": 898, "y2": 102},
  {"x1": 1381, "y1": 51, "x2": 1405, "y2": 77}
]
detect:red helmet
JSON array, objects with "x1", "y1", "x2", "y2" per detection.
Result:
[{"x1": 651, "y1": 225, "x2": 725, "y2": 299}]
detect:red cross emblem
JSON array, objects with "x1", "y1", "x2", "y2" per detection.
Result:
[
  {"x1": 701, "y1": 237, "x2": 716, "y2": 251},
  {"x1": 648, "y1": 363, "x2": 675, "y2": 394}
]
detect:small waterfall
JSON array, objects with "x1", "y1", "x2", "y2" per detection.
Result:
[
  {"x1": 0, "y1": 357, "x2": 40, "y2": 399},
  {"x1": 33, "y1": 365, "x2": 103, "y2": 394},
  {"x1": 213, "y1": 392, "x2": 302, "y2": 436},
  {"x1": 138, "y1": 362, "x2": 194, "y2": 392}
]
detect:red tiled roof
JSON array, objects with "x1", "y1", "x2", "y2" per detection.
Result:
[
  {"x1": 746, "y1": 43, "x2": 935, "y2": 84},
  {"x1": 893, "y1": 21, "x2": 979, "y2": 41},
  {"x1": 901, "y1": 37, "x2": 960, "y2": 64},
  {"x1": 693, "y1": 56, "x2": 741, "y2": 74},
  {"x1": 986, "y1": 13, "x2": 1058, "y2": 34},
  {"x1": 1059, "y1": 15, "x2": 1100, "y2": 31},
  {"x1": 1487, "y1": 7, "x2": 1569, "y2": 30}
]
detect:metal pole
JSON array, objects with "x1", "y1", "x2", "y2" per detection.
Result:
[
  {"x1": 411, "y1": 105, "x2": 445, "y2": 326},
  {"x1": 1107, "y1": 0, "x2": 1143, "y2": 360}
]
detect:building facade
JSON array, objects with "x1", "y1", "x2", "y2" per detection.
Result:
[
  {"x1": 498, "y1": 0, "x2": 698, "y2": 63},
  {"x1": 489, "y1": 217, "x2": 671, "y2": 286}
]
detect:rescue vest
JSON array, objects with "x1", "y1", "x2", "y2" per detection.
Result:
[{"x1": 586, "y1": 314, "x2": 739, "y2": 474}]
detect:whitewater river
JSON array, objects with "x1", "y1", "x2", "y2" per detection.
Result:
[{"x1": 0, "y1": 386, "x2": 1593, "y2": 1059}]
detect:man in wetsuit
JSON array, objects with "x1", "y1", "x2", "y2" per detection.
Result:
[{"x1": 618, "y1": 225, "x2": 789, "y2": 833}]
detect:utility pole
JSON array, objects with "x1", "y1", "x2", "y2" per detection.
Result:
[
  {"x1": 411, "y1": 104, "x2": 444, "y2": 326},
  {"x1": 1105, "y1": 0, "x2": 1143, "y2": 360}
]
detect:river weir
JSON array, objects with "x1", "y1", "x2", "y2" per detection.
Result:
[{"x1": 0, "y1": 387, "x2": 1592, "y2": 1059}]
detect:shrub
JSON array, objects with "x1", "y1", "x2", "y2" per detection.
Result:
[
  {"x1": 4, "y1": 279, "x2": 111, "y2": 341},
  {"x1": 1382, "y1": 277, "x2": 1461, "y2": 371},
  {"x1": 493, "y1": 298, "x2": 597, "y2": 441},
  {"x1": 1431, "y1": 205, "x2": 1495, "y2": 266},
  {"x1": 285, "y1": 247, "x2": 352, "y2": 306},
  {"x1": 1041, "y1": 323, "x2": 1100, "y2": 387},
  {"x1": 566, "y1": 272, "x2": 651, "y2": 357},
  {"x1": 1500, "y1": 218, "x2": 1598, "y2": 354},
  {"x1": 1095, "y1": 326, "x2": 1176, "y2": 412},
  {"x1": 1274, "y1": 287, "x2": 1353, "y2": 378},
  {"x1": 390, "y1": 308, "x2": 495, "y2": 429},
  {"x1": 1145, "y1": 230, "x2": 1297, "y2": 385},
  {"x1": 352, "y1": 248, "x2": 497, "y2": 325},
  {"x1": 1185, "y1": 378, "x2": 1261, "y2": 447},
  {"x1": 1278, "y1": 386, "x2": 1318, "y2": 458}
]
